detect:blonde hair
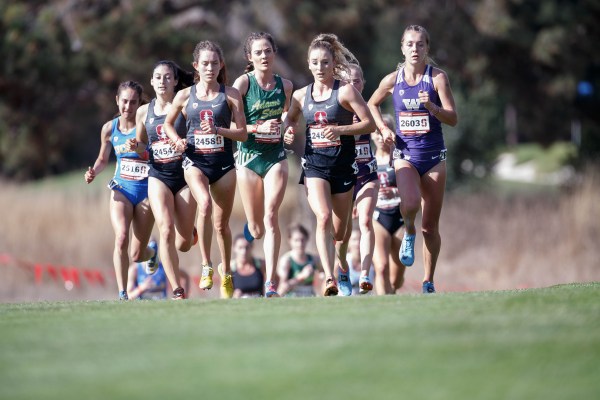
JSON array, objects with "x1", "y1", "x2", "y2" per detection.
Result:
[
  {"x1": 397, "y1": 25, "x2": 435, "y2": 70},
  {"x1": 308, "y1": 33, "x2": 358, "y2": 80}
]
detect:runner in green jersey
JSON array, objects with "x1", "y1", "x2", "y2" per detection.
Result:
[{"x1": 233, "y1": 32, "x2": 293, "y2": 297}]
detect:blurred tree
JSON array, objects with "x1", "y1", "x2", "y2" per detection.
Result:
[{"x1": 0, "y1": 0, "x2": 598, "y2": 181}]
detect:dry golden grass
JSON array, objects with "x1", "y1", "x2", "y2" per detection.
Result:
[{"x1": 1, "y1": 164, "x2": 598, "y2": 301}]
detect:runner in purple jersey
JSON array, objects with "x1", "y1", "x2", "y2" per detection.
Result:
[
  {"x1": 368, "y1": 25, "x2": 458, "y2": 294},
  {"x1": 283, "y1": 33, "x2": 375, "y2": 296}
]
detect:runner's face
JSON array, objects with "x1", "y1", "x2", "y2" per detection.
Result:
[
  {"x1": 402, "y1": 31, "x2": 428, "y2": 65},
  {"x1": 194, "y1": 50, "x2": 222, "y2": 83},
  {"x1": 249, "y1": 38, "x2": 275, "y2": 72},
  {"x1": 151, "y1": 64, "x2": 177, "y2": 97},
  {"x1": 308, "y1": 48, "x2": 334, "y2": 83},
  {"x1": 346, "y1": 66, "x2": 364, "y2": 93},
  {"x1": 116, "y1": 88, "x2": 140, "y2": 121},
  {"x1": 234, "y1": 239, "x2": 251, "y2": 260}
]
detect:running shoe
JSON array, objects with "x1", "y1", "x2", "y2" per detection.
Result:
[
  {"x1": 218, "y1": 264, "x2": 234, "y2": 299},
  {"x1": 172, "y1": 287, "x2": 186, "y2": 300},
  {"x1": 243, "y1": 223, "x2": 255, "y2": 242},
  {"x1": 338, "y1": 267, "x2": 352, "y2": 296},
  {"x1": 400, "y1": 233, "x2": 416, "y2": 267},
  {"x1": 422, "y1": 281, "x2": 436, "y2": 294},
  {"x1": 199, "y1": 264, "x2": 214, "y2": 290},
  {"x1": 359, "y1": 275, "x2": 373, "y2": 294},
  {"x1": 145, "y1": 240, "x2": 159, "y2": 275},
  {"x1": 119, "y1": 290, "x2": 129, "y2": 301},
  {"x1": 323, "y1": 277, "x2": 339, "y2": 296},
  {"x1": 264, "y1": 281, "x2": 279, "y2": 298}
]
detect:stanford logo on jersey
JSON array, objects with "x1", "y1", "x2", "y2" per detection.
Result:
[
  {"x1": 156, "y1": 124, "x2": 168, "y2": 140},
  {"x1": 314, "y1": 111, "x2": 328, "y2": 124},
  {"x1": 200, "y1": 110, "x2": 214, "y2": 123}
]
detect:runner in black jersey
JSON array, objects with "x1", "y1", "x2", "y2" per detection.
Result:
[
  {"x1": 372, "y1": 114, "x2": 406, "y2": 295},
  {"x1": 334, "y1": 63, "x2": 379, "y2": 296},
  {"x1": 164, "y1": 40, "x2": 247, "y2": 299},
  {"x1": 232, "y1": 32, "x2": 294, "y2": 298},
  {"x1": 128, "y1": 60, "x2": 196, "y2": 300},
  {"x1": 368, "y1": 25, "x2": 458, "y2": 294},
  {"x1": 283, "y1": 33, "x2": 375, "y2": 296}
]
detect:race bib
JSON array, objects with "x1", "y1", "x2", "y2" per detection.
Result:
[
  {"x1": 355, "y1": 139, "x2": 372, "y2": 162},
  {"x1": 194, "y1": 129, "x2": 224, "y2": 154},
  {"x1": 398, "y1": 111, "x2": 430, "y2": 135},
  {"x1": 254, "y1": 120, "x2": 282, "y2": 144},
  {"x1": 151, "y1": 141, "x2": 182, "y2": 163},
  {"x1": 119, "y1": 158, "x2": 149, "y2": 180},
  {"x1": 309, "y1": 124, "x2": 340, "y2": 148}
]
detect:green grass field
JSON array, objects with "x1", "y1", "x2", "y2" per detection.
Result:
[{"x1": 1, "y1": 283, "x2": 598, "y2": 400}]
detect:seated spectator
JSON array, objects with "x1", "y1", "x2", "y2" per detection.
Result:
[
  {"x1": 232, "y1": 234, "x2": 265, "y2": 298},
  {"x1": 277, "y1": 224, "x2": 320, "y2": 297}
]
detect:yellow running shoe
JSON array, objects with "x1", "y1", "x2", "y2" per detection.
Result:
[
  {"x1": 218, "y1": 263, "x2": 234, "y2": 299},
  {"x1": 199, "y1": 264, "x2": 214, "y2": 290}
]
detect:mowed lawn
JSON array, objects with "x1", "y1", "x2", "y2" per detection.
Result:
[{"x1": 0, "y1": 283, "x2": 598, "y2": 400}]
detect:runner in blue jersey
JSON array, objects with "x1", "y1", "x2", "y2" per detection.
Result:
[
  {"x1": 232, "y1": 32, "x2": 294, "y2": 298},
  {"x1": 128, "y1": 61, "x2": 197, "y2": 300},
  {"x1": 284, "y1": 33, "x2": 375, "y2": 296},
  {"x1": 334, "y1": 63, "x2": 379, "y2": 296},
  {"x1": 368, "y1": 25, "x2": 458, "y2": 294},
  {"x1": 164, "y1": 40, "x2": 248, "y2": 299},
  {"x1": 85, "y1": 81, "x2": 156, "y2": 300}
]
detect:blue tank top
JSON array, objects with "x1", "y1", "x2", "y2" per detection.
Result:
[
  {"x1": 392, "y1": 65, "x2": 444, "y2": 153},
  {"x1": 135, "y1": 262, "x2": 167, "y2": 299},
  {"x1": 302, "y1": 80, "x2": 355, "y2": 174},
  {"x1": 110, "y1": 118, "x2": 149, "y2": 183},
  {"x1": 145, "y1": 98, "x2": 187, "y2": 168},
  {"x1": 184, "y1": 84, "x2": 234, "y2": 163}
]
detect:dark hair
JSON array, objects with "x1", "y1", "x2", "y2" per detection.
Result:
[
  {"x1": 153, "y1": 60, "x2": 194, "y2": 92},
  {"x1": 192, "y1": 40, "x2": 227, "y2": 85},
  {"x1": 243, "y1": 32, "x2": 278, "y2": 73},
  {"x1": 117, "y1": 80, "x2": 143, "y2": 99},
  {"x1": 234, "y1": 233, "x2": 248, "y2": 243},
  {"x1": 308, "y1": 33, "x2": 358, "y2": 80},
  {"x1": 288, "y1": 223, "x2": 309, "y2": 240}
]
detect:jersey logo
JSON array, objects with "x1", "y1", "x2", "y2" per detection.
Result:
[
  {"x1": 149, "y1": 117, "x2": 155, "y2": 124},
  {"x1": 200, "y1": 109, "x2": 214, "y2": 123},
  {"x1": 314, "y1": 111, "x2": 328, "y2": 124},
  {"x1": 402, "y1": 98, "x2": 420, "y2": 110},
  {"x1": 156, "y1": 124, "x2": 168, "y2": 140}
]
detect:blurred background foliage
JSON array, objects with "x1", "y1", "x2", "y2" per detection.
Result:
[{"x1": 1, "y1": 0, "x2": 599, "y2": 184}]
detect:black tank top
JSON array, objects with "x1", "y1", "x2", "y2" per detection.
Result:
[
  {"x1": 145, "y1": 98, "x2": 187, "y2": 167},
  {"x1": 302, "y1": 80, "x2": 355, "y2": 175},
  {"x1": 184, "y1": 84, "x2": 233, "y2": 163}
]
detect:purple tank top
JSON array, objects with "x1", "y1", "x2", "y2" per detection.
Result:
[{"x1": 392, "y1": 65, "x2": 444, "y2": 153}]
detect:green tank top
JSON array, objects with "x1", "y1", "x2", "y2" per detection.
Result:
[
  {"x1": 288, "y1": 254, "x2": 315, "y2": 284},
  {"x1": 238, "y1": 73, "x2": 286, "y2": 154}
]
